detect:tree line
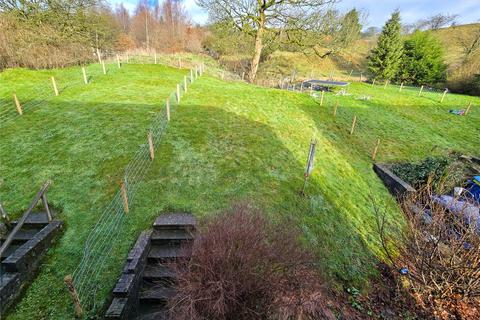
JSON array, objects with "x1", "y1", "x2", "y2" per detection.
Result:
[{"x1": 0, "y1": 0, "x2": 204, "y2": 69}]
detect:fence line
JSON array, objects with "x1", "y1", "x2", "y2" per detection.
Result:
[
  {"x1": 0, "y1": 62, "x2": 120, "y2": 127},
  {"x1": 70, "y1": 62, "x2": 204, "y2": 315}
]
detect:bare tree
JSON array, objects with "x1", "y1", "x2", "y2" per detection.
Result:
[
  {"x1": 457, "y1": 25, "x2": 480, "y2": 62},
  {"x1": 196, "y1": 0, "x2": 336, "y2": 82},
  {"x1": 416, "y1": 13, "x2": 459, "y2": 31}
]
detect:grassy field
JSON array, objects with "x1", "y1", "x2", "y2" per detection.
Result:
[{"x1": 1, "y1": 62, "x2": 479, "y2": 319}]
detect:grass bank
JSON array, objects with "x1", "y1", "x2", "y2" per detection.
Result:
[{"x1": 1, "y1": 62, "x2": 478, "y2": 318}]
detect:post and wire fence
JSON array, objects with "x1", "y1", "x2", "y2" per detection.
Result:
[
  {"x1": 0, "y1": 50, "x2": 204, "y2": 128},
  {"x1": 68, "y1": 61, "x2": 204, "y2": 316},
  {"x1": 0, "y1": 62, "x2": 119, "y2": 127}
]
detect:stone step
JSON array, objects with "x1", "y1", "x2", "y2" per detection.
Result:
[
  {"x1": 0, "y1": 229, "x2": 39, "y2": 244},
  {"x1": 0, "y1": 244, "x2": 20, "y2": 261},
  {"x1": 139, "y1": 286, "x2": 176, "y2": 303},
  {"x1": 147, "y1": 245, "x2": 186, "y2": 262},
  {"x1": 153, "y1": 213, "x2": 196, "y2": 231},
  {"x1": 151, "y1": 229, "x2": 194, "y2": 245},
  {"x1": 11, "y1": 212, "x2": 50, "y2": 227}
]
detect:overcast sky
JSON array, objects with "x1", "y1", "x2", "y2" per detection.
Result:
[{"x1": 108, "y1": 0, "x2": 480, "y2": 28}]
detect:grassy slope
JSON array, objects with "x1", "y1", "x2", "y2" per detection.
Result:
[
  {"x1": 0, "y1": 63, "x2": 190, "y2": 319},
  {"x1": 1, "y1": 64, "x2": 479, "y2": 319}
]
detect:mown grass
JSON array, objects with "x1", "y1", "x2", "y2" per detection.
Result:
[{"x1": 1, "y1": 62, "x2": 479, "y2": 319}]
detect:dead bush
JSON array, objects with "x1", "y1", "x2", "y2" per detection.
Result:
[
  {"x1": 168, "y1": 202, "x2": 334, "y2": 320},
  {"x1": 373, "y1": 184, "x2": 480, "y2": 319}
]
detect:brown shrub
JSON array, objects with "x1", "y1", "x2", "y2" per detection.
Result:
[
  {"x1": 168, "y1": 202, "x2": 334, "y2": 320},
  {"x1": 373, "y1": 185, "x2": 480, "y2": 319}
]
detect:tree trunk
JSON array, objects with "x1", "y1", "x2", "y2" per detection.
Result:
[
  {"x1": 248, "y1": 28, "x2": 264, "y2": 82},
  {"x1": 248, "y1": 11, "x2": 265, "y2": 83}
]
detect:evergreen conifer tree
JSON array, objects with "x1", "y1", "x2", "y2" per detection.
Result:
[{"x1": 367, "y1": 10, "x2": 403, "y2": 80}]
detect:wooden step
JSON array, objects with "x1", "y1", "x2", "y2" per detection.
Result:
[
  {"x1": 143, "y1": 265, "x2": 177, "y2": 281},
  {"x1": 151, "y1": 229, "x2": 194, "y2": 245},
  {"x1": 153, "y1": 213, "x2": 196, "y2": 231},
  {"x1": 135, "y1": 303, "x2": 169, "y2": 320},
  {"x1": 147, "y1": 245, "x2": 186, "y2": 262},
  {"x1": 135, "y1": 310, "x2": 169, "y2": 320},
  {"x1": 1, "y1": 229, "x2": 39, "y2": 243},
  {"x1": 139, "y1": 286, "x2": 176, "y2": 303},
  {"x1": 0, "y1": 244, "x2": 20, "y2": 260},
  {"x1": 11, "y1": 212, "x2": 50, "y2": 227}
]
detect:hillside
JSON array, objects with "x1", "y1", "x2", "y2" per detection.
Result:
[
  {"x1": 432, "y1": 23, "x2": 480, "y2": 67},
  {"x1": 1, "y1": 60, "x2": 479, "y2": 318},
  {"x1": 253, "y1": 23, "x2": 480, "y2": 87}
]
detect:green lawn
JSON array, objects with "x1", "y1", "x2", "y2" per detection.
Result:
[{"x1": 1, "y1": 62, "x2": 479, "y2": 319}]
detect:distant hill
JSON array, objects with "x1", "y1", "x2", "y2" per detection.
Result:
[
  {"x1": 255, "y1": 23, "x2": 479, "y2": 93},
  {"x1": 431, "y1": 23, "x2": 480, "y2": 68}
]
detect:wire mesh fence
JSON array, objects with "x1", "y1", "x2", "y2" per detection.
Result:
[
  {"x1": 0, "y1": 62, "x2": 120, "y2": 127},
  {"x1": 70, "y1": 62, "x2": 203, "y2": 316}
]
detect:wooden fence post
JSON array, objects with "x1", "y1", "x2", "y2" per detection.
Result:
[
  {"x1": 51, "y1": 76, "x2": 59, "y2": 96},
  {"x1": 178, "y1": 58, "x2": 182, "y2": 68},
  {"x1": 300, "y1": 82, "x2": 304, "y2": 92},
  {"x1": 176, "y1": 84, "x2": 180, "y2": 103},
  {"x1": 333, "y1": 101, "x2": 338, "y2": 117},
  {"x1": 116, "y1": 54, "x2": 121, "y2": 68},
  {"x1": 465, "y1": 102, "x2": 472, "y2": 115},
  {"x1": 372, "y1": 138, "x2": 381, "y2": 161},
  {"x1": 121, "y1": 181, "x2": 129, "y2": 213},
  {"x1": 184, "y1": 76, "x2": 187, "y2": 93},
  {"x1": 320, "y1": 91, "x2": 324, "y2": 106},
  {"x1": 96, "y1": 48, "x2": 102, "y2": 64},
  {"x1": 13, "y1": 93, "x2": 23, "y2": 115},
  {"x1": 126, "y1": 53, "x2": 129, "y2": 63},
  {"x1": 346, "y1": 69, "x2": 353, "y2": 81},
  {"x1": 418, "y1": 85, "x2": 424, "y2": 96},
  {"x1": 440, "y1": 89, "x2": 447, "y2": 103},
  {"x1": 360, "y1": 73, "x2": 363, "y2": 82},
  {"x1": 148, "y1": 132, "x2": 154, "y2": 160},
  {"x1": 242, "y1": 72, "x2": 245, "y2": 80},
  {"x1": 154, "y1": 52, "x2": 157, "y2": 64},
  {"x1": 399, "y1": 82, "x2": 404, "y2": 92},
  {"x1": 372, "y1": 78, "x2": 376, "y2": 86},
  {"x1": 190, "y1": 69, "x2": 194, "y2": 83},
  {"x1": 101, "y1": 61, "x2": 106, "y2": 75},
  {"x1": 195, "y1": 66, "x2": 198, "y2": 79},
  {"x1": 350, "y1": 115, "x2": 357, "y2": 135},
  {"x1": 82, "y1": 67, "x2": 88, "y2": 84},
  {"x1": 221, "y1": 71, "x2": 225, "y2": 80},
  {"x1": 166, "y1": 99, "x2": 171, "y2": 121},
  {"x1": 64, "y1": 275, "x2": 83, "y2": 318},
  {"x1": 383, "y1": 80, "x2": 388, "y2": 89}
]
